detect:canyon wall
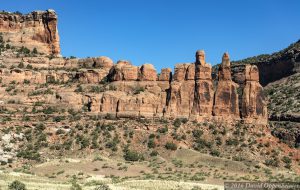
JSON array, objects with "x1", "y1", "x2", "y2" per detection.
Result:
[
  {"x1": 0, "y1": 10, "x2": 268, "y2": 124},
  {"x1": 0, "y1": 10, "x2": 60, "y2": 55}
]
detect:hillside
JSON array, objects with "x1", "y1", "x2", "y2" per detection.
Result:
[
  {"x1": 230, "y1": 40, "x2": 300, "y2": 86},
  {"x1": 0, "y1": 10, "x2": 299, "y2": 190}
]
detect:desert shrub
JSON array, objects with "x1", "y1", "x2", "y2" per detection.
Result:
[
  {"x1": 173, "y1": 118, "x2": 182, "y2": 129},
  {"x1": 282, "y1": 156, "x2": 292, "y2": 169},
  {"x1": 17, "y1": 62, "x2": 24, "y2": 68},
  {"x1": 93, "y1": 183, "x2": 111, "y2": 190},
  {"x1": 123, "y1": 149, "x2": 143, "y2": 161},
  {"x1": 157, "y1": 126, "x2": 168, "y2": 134},
  {"x1": 210, "y1": 149, "x2": 220, "y2": 157},
  {"x1": 53, "y1": 116, "x2": 65, "y2": 122},
  {"x1": 265, "y1": 157, "x2": 279, "y2": 167},
  {"x1": 105, "y1": 138, "x2": 119, "y2": 152},
  {"x1": 150, "y1": 150, "x2": 158, "y2": 157},
  {"x1": 76, "y1": 135, "x2": 90, "y2": 149},
  {"x1": 194, "y1": 138, "x2": 212, "y2": 150},
  {"x1": 165, "y1": 142, "x2": 177, "y2": 150},
  {"x1": 216, "y1": 136, "x2": 222, "y2": 145},
  {"x1": 28, "y1": 88, "x2": 54, "y2": 96},
  {"x1": 148, "y1": 138, "x2": 156, "y2": 148},
  {"x1": 26, "y1": 64, "x2": 33, "y2": 69},
  {"x1": 5, "y1": 85, "x2": 15, "y2": 92},
  {"x1": 42, "y1": 107, "x2": 57, "y2": 114},
  {"x1": 23, "y1": 79, "x2": 30, "y2": 84},
  {"x1": 70, "y1": 180, "x2": 82, "y2": 190},
  {"x1": 226, "y1": 138, "x2": 239, "y2": 146},
  {"x1": 89, "y1": 86, "x2": 104, "y2": 93},
  {"x1": 16, "y1": 149, "x2": 40, "y2": 161},
  {"x1": 32, "y1": 48, "x2": 38, "y2": 54},
  {"x1": 75, "y1": 85, "x2": 83, "y2": 92},
  {"x1": 133, "y1": 86, "x2": 144, "y2": 94},
  {"x1": 8, "y1": 180, "x2": 26, "y2": 190},
  {"x1": 192, "y1": 129, "x2": 203, "y2": 138},
  {"x1": 18, "y1": 46, "x2": 30, "y2": 54},
  {"x1": 282, "y1": 156, "x2": 291, "y2": 164}
]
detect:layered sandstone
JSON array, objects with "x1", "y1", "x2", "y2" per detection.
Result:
[
  {"x1": 0, "y1": 34, "x2": 267, "y2": 124},
  {"x1": 0, "y1": 10, "x2": 60, "y2": 55},
  {"x1": 192, "y1": 50, "x2": 214, "y2": 119},
  {"x1": 213, "y1": 53, "x2": 239, "y2": 120},
  {"x1": 241, "y1": 65, "x2": 268, "y2": 124}
]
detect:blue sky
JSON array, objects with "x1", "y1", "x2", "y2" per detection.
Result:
[{"x1": 2, "y1": 0, "x2": 300, "y2": 71}]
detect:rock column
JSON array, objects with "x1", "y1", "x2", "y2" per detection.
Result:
[
  {"x1": 241, "y1": 65, "x2": 268, "y2": 124},
  {"x1": 192, "y1": 50, "x2": 214, "y2": 119},
  {"x1": 213, "y1": 53, "x2": 239, "y2": 120}
]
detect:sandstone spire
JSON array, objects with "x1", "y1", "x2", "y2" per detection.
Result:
[
  {"x1": 241, "y1": 65, "x2": 268, "y2": 124},
  {"x1": 192, "y1": 50, "x2": 214, "y2": 119},
  {"x1": 213, "y1": 53, "x2": 239, "y2": 119}
]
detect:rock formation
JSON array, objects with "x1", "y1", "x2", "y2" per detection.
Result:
[
  {"x1": 192, "y1": 50, "x2": 214, "y2": 119},
  {"x1": 0, "y1": 9, "x2": 268, "y2": 124},
  {"x1": 241, "y1": 65, "x2": 268, "y2": 124},
  {"x1": 213, "y1": 53, "x2": 239, "y2": 120},
  {"x1": 0, "y1": 10, "x2": 60, "y2": 55}
]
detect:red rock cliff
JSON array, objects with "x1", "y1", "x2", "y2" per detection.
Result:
[{"x1": 0, "y1": 10, "x2": 60, "y2": 55}]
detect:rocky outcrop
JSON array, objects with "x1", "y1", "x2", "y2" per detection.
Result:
[
  {"x1": 108, "y1": 61, "x2": 139, "y2": 81},
  {"x1": 241, "y1": 65, "x2": 268, "y2": 124},
  {"x1": 0, "y1": 41, "x2": 267, "y2": 124},
  {"x1": 139, "y1": 64, "x2": 157, "y2": 81},
  {"x1": 192, "y1": 50, "x2": 214, "y2": 119},
  {"x1": 213, "y1": 53, "x2": 239, "y2": 119},
  {"x1": 228, "y1": 40, "x2": 300, "y2": 86},
  {"x1": 159, "y1": 68, "x2": 172, "y2": 81},
  {"x1": 0, "y1": 10, "x2": 60, "y2": 55}
]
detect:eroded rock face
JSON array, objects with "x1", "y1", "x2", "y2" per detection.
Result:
[
  {"x1": 241, "y1": 65, "x2": 268, "y2": 124},
  {"x1": 192, "y1": 50, "x2": 214, "y2": 118},
  {"x1": 108, "y1": 61, "x2": 139, "y2": 81},
  {"x1": 159, "y1": 68, "x2": 172, "y2": 81},
  {"x1": 0, "y1": 10, "x2": 60, "y2": 55},
  {"x1": 213, "y1": 53, "x2": 239, "y2": 119},
  {"x1": 139, "y1": 64, "x2": 157, "y2": 81}
]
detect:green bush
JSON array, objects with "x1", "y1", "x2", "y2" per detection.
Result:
[
  {"x1": 8, "y1": 180, "x2": 26, "y2": 190},
  {"x1": 23, "y1": 79, "x2": 30, "y2": 84},
  {"x1": 89, "y1": 86, "x2": 104, "y2": 93},
  {"x1": 70, "y1": 180, "x2": 82, "y2": 190},
  {"x1": 192, "y1": 129, "x2": 203, "y2": 138},
  {"x1": 133, "y1": 86, "x2": 144, "y2": 94},
  {"x1": 18, "y1": 62, "x2": 24, "y2": 68},
  {"x1": 165, "y1": 142, "x2": 177, "y2": 150},
  {"x1": 16, "y1": 149, "x2": 40, "y2": 161},
  {"x1": 32, "y1": 48, "x2": 38, "y2": 54},
  {"x1": 210, "y1": 149, "x2": 220, "y2": 157},
  {"x1": 226, "y1": 138, "x2": 239, "y2": 146},
  {"x1": 173, "y1": 118, "x2": 181, "y2": 129},
  {"x1": 75, "y1": 85, "x2": 83, "y2": 92},
  {"x1": 18, "y1": 46, "x2": 30, "y2": 54},
  {"x1": 194, "y1": 138, "x2": 212, "y2": 150},
  {"x1": 157, "y1": 127, "x2": 168, "y2": 134},
  {"x1": 123, "y1": 150, "x2": 143, "y2": 161},
  {"x1": 93, "y1": 183, "x2": 111, "y2": 190},
  {"x1": 148, "y1": 139, "x2": 156, "y2": 148},
  {"x1": 265, "y1": 157, "x2": 279, "y2": 167},
  {"x1": 150, "y1": 150, "x2": 158, "y2": 157}
]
